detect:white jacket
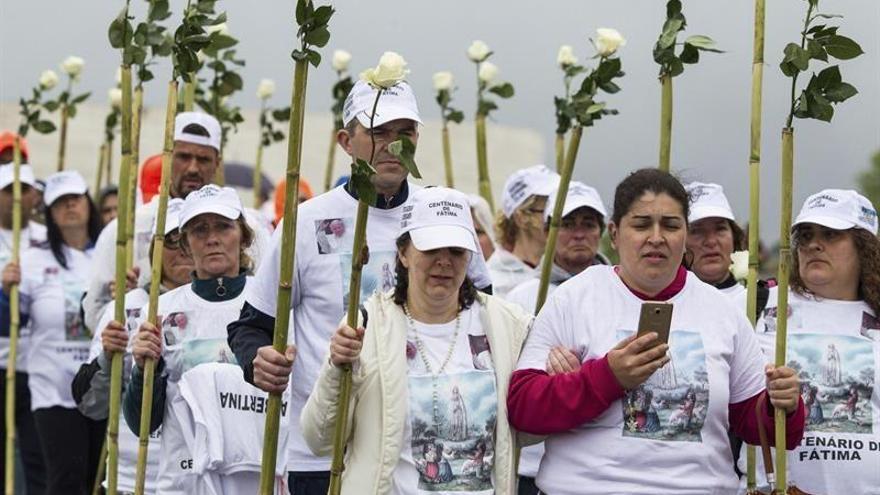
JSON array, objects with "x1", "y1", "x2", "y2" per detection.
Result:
[{"x1": 301, "y1": 291, "x2": 533, "y2": 495}]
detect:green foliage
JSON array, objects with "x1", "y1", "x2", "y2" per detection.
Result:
[
  {"x1": 435, "y1": 88, "x2": 464, "y2": 126},
  {"x1": 555, "y1": 50, "x2": 624, "y2": 132},
  {"x1": 331, "y1": 75, "x2": 354, "y2": 130},
  {"x1": 781, "y1": 0, "x2": 863, "y2": 125},
  {"x1": 259, "y1": 104, "x2": 291, "y2": 147},
  {"x1": 653, "y1": 0, "x2": 722, "y2": 78},
  {"x1": 132, "y1": 0, "x2": 174, "y2": 83},
  {"x1": 291, "y1": 0, "x2": 335, "y2": 68},
  {"x1": 387, "y1": 136, "x2": 421, "y2": 179},
  {"x1": 856, "y1": 151, "x2": 880, "y2": 210},
  {"x1": 171, "y1": 0, "x2": 223, "y2": 81},
  {"x1": 17, "y1": 82, "x2": 58, "y2": 137},
  {"x1": 350, "y1": 158, "x2": 377, "y2": 205}
]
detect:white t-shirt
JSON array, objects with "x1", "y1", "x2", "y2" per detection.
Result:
[
  {"x1": 19, "y1": 243, "x2": 94, "y2": 410},
  {"x1": 391, "y1": 301, "x2": 497, "y2": 495},
  {"x1": 246, "y1": 184, "x2": 416, "y2": 472},
  {"x1": 515, "y1": 266, "x2": 767, "y2": 495},
  {"x1": 0, "y1": 222, "x2": 47, "y2": 371},
  {"x1": 173, "y1": 362, "x2": 288, "y2": 492},
  {"x1": 90, "y1": 288, "x2": 161, "y2": 494},
  {"x1": 84, "y1": 197, "x2": 271, "y2": 332},
  {"x1": 719, "y1": 281, "x2": 746, "y2": 299},
  {"x1": 140, "y1": 280, "x2": 249, "y2": 494},
  {"x1": 485, "y1": 248, "x2": 535, "y2": 299},
  {"x1": 747, "y1": 288, "x2": 879, "y2": 494}
]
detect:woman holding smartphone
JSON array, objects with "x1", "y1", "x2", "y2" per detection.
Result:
[{"x1": 507, "y1": 168, "x2": 805, "y2": 495}]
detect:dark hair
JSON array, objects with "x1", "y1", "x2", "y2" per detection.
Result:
[
  {"x1": 611, "y1": 168, "x2": 689, "y2": 225},
  {"x1": 98, "y1": 185, "x2": 118, "y2": 205},
  {"x1": 392, "y1": 232, "x2": 477, "y2": 310},
  {"x1": 45, "y1": 193, "x2": 102, "y2": 269},
  {"x1": 729, "y1": 220, "x2": 745, "y2": 251},
  {"x1": 181, "y1": 123, "x2": 210, "y2": 137},
  {"x1": 791, "y1": 227, "x2": 880, "y2": 314}
]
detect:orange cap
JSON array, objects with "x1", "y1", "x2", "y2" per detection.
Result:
[
  {"x1": 0, "y1": 132, "x2": 29, "y2": 161},
  {"x1": 274, "y1": 177, "x2": 314, "y2": 224},
  {"x1": 139, "y1": 154, "x2": 163, "y2": 203}
]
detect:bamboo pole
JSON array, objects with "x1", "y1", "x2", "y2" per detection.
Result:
[
  {"x1": 442, "y1": 124, "x2": 454, "y2": 188},
  {"x1": 106, "y1": 64, "x2": 134, "y2": 495},
  {"x1": 745, "y1": 0, "x2": 766, "y2": 491},
  {"x1": 772, "y1": 128, "x2": 794, "y2": 491},
  {"x1": 327, "y1": 89, "x2": 384, "y2": 495},
  {"x1": 254, "y1": 101, "x2": 266, "y2": 209},
  {"x1": 92, "y1": 440, "x2": 108, "y2": 495},
  {"x1": 57, "y1": 103, "x2": 70, "y2": 172},
  {"x1": 106, "y1": 136, "x2": 115, "y2": 188},
  {"x1": 475, "y1": 115, "x2": 494, "y2": 212},
  {"x1": 4, "y1": 138, "x2": 23, "y2": 495},
  {"x1": 535, "y1": 126, "x2": 583, "y2": 314},
  {"x1": 126, "y1": 86, "x2": 143, "y2": 268},
  {"x1": 554, "y1": 133, "x2": 565, "y2": 172},
  {"x1": 323, "y1": 126, "x2": 338, "y2": 192},
  {"x1": 183, "y1": 76, "x2": 195, "y2": 112},
  {"x1": 95, "y1": 142, "x2": 108, "y2": 195},
  {"x1": 259, "y1": 58, "x2": 309, "y2": 494},
  {"x1": 658, "y1": 74, "x2": 673, "y2": 172},
  {"x1": 133, "y1": 79, "x2": 178, "y2": 495}
]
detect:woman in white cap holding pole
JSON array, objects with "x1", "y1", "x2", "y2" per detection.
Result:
[
  {"x1": 124, "y1": 184, "x2": 286, "y2": 493},
  {"x1": 747, "y1": 189, "x2": 879, "y2": 493},
  {"x1": 71, "y1": 198, "x2": 191, "y2": 494},
  {"x1": 3, "y1": 170, "x2": 104, "y2": 494},
  {"x1": 487, "y1": 165, "x2": 560, "y2": 298},
  {"x1": 684, "y1": 182, "x2": 748, "y2": 298},
  {"x1": 301, "y1": 187, "x2": 532, "y2": 494}
]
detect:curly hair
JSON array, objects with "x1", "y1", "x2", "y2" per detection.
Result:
[
  {"x1": 790, "y1": 228, "x2": 880, "y2": 314},
  {"x1": 392, "y1": 232, "x2": 477, "y2": 310},
  {"x1": 180, "y1": 216, "x2": 256, "y2": 275}
]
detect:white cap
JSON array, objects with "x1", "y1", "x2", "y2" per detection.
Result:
[
  {"x1": 342, "y1": 80, "x2": 422, "y2": 129},
  {"x1": 793, "y1": 189, "x2": 878, "y2": 235},
  {"x1": 686, "y1": 182, "x2": 736, "y2": 223},
  {"x1": 501, "y1": 165, "x2": 560, "y2": 218},
  {"x1": 154, "y1": 198, "x2": 185, "y2": 236},
  {"x1": 400, "y1": 187, "x2": 477, "y2": 252},
  {"x1": 179, "y1": 184, "x2": 244, "y2": 229},
  {"x1": 545, "y1": 181, "x2": 607, "y2": 222},
  {"x1": 174, "y1": 112, "x2": 222, "y2": 152},
  {"x1": 0, "y1": 163, "x2": 37, "y2": 190},
  {"x1": 44, "y1": 171, "x2": 88, "y2": 206}
]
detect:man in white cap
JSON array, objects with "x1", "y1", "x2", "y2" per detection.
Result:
[
  {"x1": 684, "y1": 182, "x2": 746, "y2": 297},
  {"x1": 487, "y1": 165, "x2": 560, "y2": 298},
  {"x1": 228, "y1": 79, "x2": 492, "y2": 494},
  {"x1": 0, "y1": 162, "x2": 47, "y2": 493},
  {"x1": 82, "y1": 112, "x2": 270, "y2": 332},
  {"x1": 504, "y1": 181, "x2": 608, "y2": 495}
]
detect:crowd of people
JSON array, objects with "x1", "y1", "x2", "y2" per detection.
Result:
[{"x1": 0, "y1": 76, "x2": 877, "y2": 495}]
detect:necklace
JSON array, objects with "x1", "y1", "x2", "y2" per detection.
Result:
[{"x1": 403, "y1": 303, "x2": 461, "y2": 430}]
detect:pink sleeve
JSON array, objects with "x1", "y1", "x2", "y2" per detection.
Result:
[
  {"x1": 728, "y1": 390, "x2": 806, "y2": 450},
  {"x1": 507, "y1": 355, "x2": 625, "y2": 435}
]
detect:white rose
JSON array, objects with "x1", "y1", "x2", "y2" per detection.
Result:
[
  {"x1": 359, "y1": 51, "x2": 409, "y2": 89},
  {"x1": 432, "y1": 71, "x2": 454, "y2": 92},
  {"x1": 478, "y1": 62, "x2": 498, "y2": 84},
  {"x1": 730, "y1": 250, "x2": 750, "y2": 281},
  {"x1": 332, "y1": 50, "x2": 352, "y2": 72},
  {"x1": 595, "y1": 28, "x2": 626, "y2": 57},
  {"x1": 256, "y1": 79, "x2": 275, "y2": 100},
  {"x1": 61, "y1": 56, "x2": 85, "y2": 78},
  {"x1": 467, "y1": 40, "x2": 491, "y2": 62},
  {"x1": 39, "y1": 70, "x2": 59, "y2": 90},
  {"x1": 108, "y1": 88, "x2": 123, "y2": 109},
  {"x1": 205, "y1": 22, "x2": 229, "y2": 36},
  {"x1": 557, "y1": 45, "x2": 578, "y2": 68}
]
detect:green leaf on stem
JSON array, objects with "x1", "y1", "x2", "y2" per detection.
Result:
[
  {"x1": 446, "y1": 110, "x2": 464, "y2": 124},
  {"x1": 388, "y1": 137, "x2": 421, "y2": 179},
  {"x1": 680, "y1": 43, "x2": 700, "y2": 64},
  {"x1": 599, "y1": 81, "x2": 621, "y2": 94},
  {"x1": 816, "y1": 65, "x2": 841, "y2": 88},
  {"x1": 33, "y1": 120, "x2": 56, "y2": 133},
  {"x1": 108, "y1": 6, "x2": 130, "y2": 49},
  {"x1": 807, "y1": 39, "x2": 828, "y2": 61},
  {"x1": 684, "y1": 35, "x2": 722, "y2": 52},
  {"x1": 824, "y1": 82, "x2": 858, "y2": 103},
  {"x1": 305, "y1": 49, "x2": 322, "y2": 68},
  {"x1": 43, "y1": 101, "x2": 60, "y2": 112},
  {"x1": 273, "y1": 107, "x2": 291, "y2": 121},
  {"x1": 488, "y1": 83, "x2": 514, "y2": 98},
  {"x1": 304, "y1": 27, "x2": 331, "y2": 47},
  {"x1": 783, "y1": 43, "x2": 811, "y2": 71},
  {"x1": 668, "y1": 57, "x2": 684, "y2": 77},
  {"x1": 71, "y1": 93, "x2": 91, "y2": 105},
  {"x1": 351, "y1": 158, "x2": 378, "y2": 205},
  {"x1": 477, "y1": 100, "x2": 498, "y2": 116},
  {"x1": 824, "y1": 35, "x2": 864, "y2": 60}
]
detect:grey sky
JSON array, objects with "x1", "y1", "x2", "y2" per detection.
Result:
[{"x1": 1, "y1": 0, "x2": 878, "y2": 241}]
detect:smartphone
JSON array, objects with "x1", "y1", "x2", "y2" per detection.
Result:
[{"x1": 636, "y1": 302, "x2": 673, "y2": 348}]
